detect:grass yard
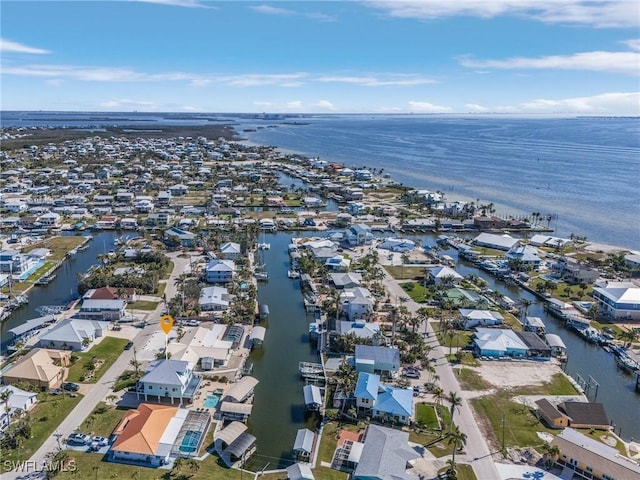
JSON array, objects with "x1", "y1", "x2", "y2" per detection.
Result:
[
  {"x1": 415, "y1": 402, "x2": 442, "y2": 429},
  {"x1": 457, "y1": 367, "x2": 494, "y2": 390},
  {"x1": 67, "y1": 337, "x2": 129, "y2": 383},
  {"x1": 400, "y1": 281, "x2": 434, "y2": 303},
  {"x1": 471, "y1": 374, "x2": 576, "y2": 450},
  {"x1": 384, "y1": 266, "x2": 426, "y2": 280},
  {"x1": 24, "y1": 260, "x2": 58, "y2": 283},
  {"x1": 127, "y1": 300, "x2": 160, "y2": 310},
  {"x1": 26, "y1": 236, "x2": 87, "y2": 261},
  {"x1": 437, "y1": 330, "x2": 474, "y2": 349},
  {"x1": 79, "y1": 402, "x2": 128, "y2": 437},
  {"x1": 3, "y1": 392, "x2": 83, "y2": 462},
  {"x1": 438, "y1": 464, "x2": 478, "y2": 480},
  {"x1": 113, "y1": 370, "x2": 141, "y2": 392}
]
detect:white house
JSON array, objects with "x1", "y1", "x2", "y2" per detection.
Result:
[
  {"x1": 205, "y1": 259, "x2": 236, "y2": 283},
  {"x1": 472, "y1": 233, "x2": 520, "y2": 251},
  {"x1": 0, "y1": 385, "x2": 37, "y2": 430},
  {"x1": 78, "y1": 299, "x2": 126, "y2": 321},
  {"x1": 220, "y1": 242, "x2": 241, "y2": 259},
  {"x1": 429, "y1": 265, "x2": 464, "y2": 285},
  {"x1": 457, "y1": 309, "x2": 504, "y2": 330},
  {"x1": 592, "y1": 281, "x2": 640, "y2": 320},
  {"x1": 136, "y1": 359, "x2": 201, "y2": 404},
  {"x1": 199, "y1": 286, "x2": 232, "y2": 311},
  {"x1": 340, "y1": 287, "x2": 374, "y2": 321},
  {"x1": 38, "y1": 318, "x2": 109, "y2": 351}
]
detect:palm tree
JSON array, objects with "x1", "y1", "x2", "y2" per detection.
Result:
[
  {"x1": 542, "y1": 443, "x2": 560, "y2": 470},
  {"x1": 516, "y1": 298, "x2": 534, "y2": 322},
  {"x1": 446, "y1": 425, "x2": 467, "y2": 470},
  {"x1": 446, "y1": 391, "x2": 462, "y2": 430},
  {"x1": 445, "y1": 458, "x2": 458, "y2": 480},
  {"x1": 1, "y1": 389, "x2": 13, "y2": 427},
  {"x1": 432, "y1": 386, "x2": 445, "y2": 409}
]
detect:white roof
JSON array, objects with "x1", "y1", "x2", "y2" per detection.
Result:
[
  {"x1": 473, "y1": 232, "x2": 520, "y2": 250},
  {"x1": 459, "y1": 309, "x2": 503, "y2": 321},
  {"x1": 286, "y1": 463, "x2": 315, "y2": 480},
  {"x1": 474, "y1": 328, "x2": 528, "y2": 352},
  {"x1": 157, "y1": 408, "x2": 188, "y2": 458},
  {"x1": 545, "y1": 333, "x2": 566, "y2": 349},
  {"x1": 593, "y1": 284, "x2": 640, "y2": 304},
  {"x1": 429, "y1": 265, "x2": 464, "y2": 280},
  {"x1": 293, "y1": 428, "x2": 315, "y2": 453}
]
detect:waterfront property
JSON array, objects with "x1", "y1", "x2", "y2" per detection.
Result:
[
  {"x1": 592, "y1": 280, "x2": 640, "y2": 320},
  {"x1": 303, "y1": 384, "x2": 322, "y2": 411},
  {"x1": 78, "y1": 299, "x2": 126, "y2": 321},
  {"x1": 109, "y1": 403, "x2": 211, "y2": 466},
  {"x1": 198, "y1": 285, "x2": 232, "y2": 311},
  {"x1": 354, "y1": 345, "x2": 400, "y2": 377},
  {"x1": 167, "y1": 324, "x2": 234, "y2": 370},
  {"x1": 473, "y1": 327, "x2": 528, "y2": 358},
  {"x1": 550, "y1": 428, "x2": 640, "y2": 480},
  {"x1": 2, "y1": 348, "x2": 71, "y2": 389},
  {"x1": 37, "y1": 318, "x2": 109, "y2": 351},
  {"x1": 205, "y1": 259, "x2": 236, "y2": 283},
  {"x1": 351, "y1": 424, "x2": 420, "y2": 479},
  {"x1": 457, "y1": 309, "x2": 504, "y2": 330},
  {"x1": 293, "y1": 428, "x2": 315, "y2": 461},
  {"x1": 223, "y1": 375, "x2": 258, "y2": 403},
  {"x1": 136, "y1": 359, "x2": 201, "y2": 405},
  {"x1": 215, "y1": 421, "x2": 257, "y2": 467},
  {"x1": 354, "y1": 372, "x2": 413, "y2": 424}
]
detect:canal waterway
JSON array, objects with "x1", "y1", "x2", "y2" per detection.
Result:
[
  {"x1": 0, "y1": 231, "x2": 118, "y2": 354},
  {"x1": 246, "y1": 231, "x2": 320, "y2": 471}
]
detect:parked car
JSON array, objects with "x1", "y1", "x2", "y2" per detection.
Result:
[
  {"x1": 124, "y1": 341, "x2": 134, "y2": 350},
  {"x1": 403, "y1": 369, "x2": 420, "y2": 379},
  {"x1": 67, "y1": 433, "x2": 90, "y2": 445},
  {"x1": 91, "y1": 436, "x2": 109, "y2": 446},
  {"x1": 62, "y1": 382, "x2": 80, "y2": 392}
]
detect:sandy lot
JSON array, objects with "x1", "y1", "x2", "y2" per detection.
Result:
[{"x1": 471, "y1": 360, "x2": 565, "y2": 388}]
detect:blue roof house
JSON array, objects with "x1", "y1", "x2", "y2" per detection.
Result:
[
  {"x1": 355, "y1": 372, "x2": 380, "y2": 411},
  {"x1": 372, "y1": 386, "x2": 414, "y2": 425}
]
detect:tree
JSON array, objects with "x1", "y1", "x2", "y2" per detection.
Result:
[
  {"x1": 516, "y1": 298, "x2": 534, "y2": 322},
  {"x1": 446, "y1": 425, "x2": 467, "y2": 473},
  {"x1": 1, "y1": 389, "x2": 13, "y2": 427},
  {"x1": 129, "y1": 358, "x2": 141, "y2": 376},
  {"x1": 446, "y1": 391, "x2": 462, "y2": 430},
  {"x1": 542, "y1": 443, "x2": 560, "y2": 470}
]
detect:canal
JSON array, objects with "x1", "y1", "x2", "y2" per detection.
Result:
[
  {"x1": 0, "y1": 231, "x2": 119, "y2": 354},
  {"x1": 246, "y1": 231, "x2": 320, "y2": 471}
]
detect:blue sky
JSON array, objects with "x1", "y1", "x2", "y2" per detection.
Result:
[{"x1": 1, "y1": 0, "x2": 639, "y2": 114}]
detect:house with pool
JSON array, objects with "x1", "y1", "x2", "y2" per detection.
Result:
[
  {"x1": 136, "y1": 359, "x2": 201, "y2": 405},
  {"x1": 109, "y1": 403, "x2": 211, "y2": 467}
]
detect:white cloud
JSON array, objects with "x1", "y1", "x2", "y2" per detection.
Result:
[
  {"x1": 136, "y1": 0, "x2": 214, "y2": 8},
  {"x1": 286, "y1": 101, "x2": 303, "y2": 110},
  {"x1": 464, "y1": 103, "x2": 489, "y2": 112},
  {"x1": 408, "y1": 101, "x2": 452, "y2": 113},
  {"x1": 622, "y1": 39, "x2": 640, "y2": 51},
  {"x1": 459, "y1": 51, "x2": 640, "y2": 75},
  {"x1": 0, "y1": 38, "x2": 50, "y2": 54},
  {"x1": 519, "y1": 91, "x2": 640, "y2": 114},
  {"x1": 249, "y1": 5, "x2": 295, "y2": 15},
  {"x1": 313, "y1": 100, "x2": 336, "y2": 111},
  {"x1": 366, "y1": 0, "x2": 639, "y2": 28},
  {"x1": 100, "y1": 99, "x2": 157, "y2": 109},
  {"x1": 317, "y1": 74, "x2": 435, "y2": 86},
  {"x1": 228, "y1": 73, "x2": 308, "y2": 87}
]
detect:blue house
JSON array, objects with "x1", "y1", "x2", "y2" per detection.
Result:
[{"x1": 354, "y1": 372, "x2": 413, "y2": 425}]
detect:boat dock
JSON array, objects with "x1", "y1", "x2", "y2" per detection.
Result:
[{"x1": 299, "y1": 362, "x2": 325, "y2": 384}]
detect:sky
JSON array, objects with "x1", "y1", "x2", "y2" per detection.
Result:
[{"x1": 1, "y1": 0, "x2": 639, "y2": 114}]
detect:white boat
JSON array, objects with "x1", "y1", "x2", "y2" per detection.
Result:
[
  {"x1": 255, "y1": 272, "x2": 269, "y2": 281},
  {"x1": 288, "y1": 270, "x2": 300, "y2": 279}
]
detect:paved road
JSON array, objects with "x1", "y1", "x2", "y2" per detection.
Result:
[
  {"x1": 6, "y1": 252, "x2": 194, "y2": 480},
  {"x1": 382, "y1": 265, "x2": 501, "y2": 480}
]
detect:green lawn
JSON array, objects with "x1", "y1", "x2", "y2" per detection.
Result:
[
  {"x1": 26, "y1": 236, "x2": 88, "y2": 261},
  {"x1": 113, "y1": 370, "x2": 141, "y2": 392},
  {"x1": 415, "y1": 403, "x2": 441, "y2": 429},
  {"x1": 400, "y1": 281, "x2": 434, "y2": 303},
  {"x1": 128, "y1": 300, "x2": 160, "y2": 311},
  {"x1": 79, "y1": 403, "x2": 128, "y2": 438},
  {"x1": 3, "y1": 392, "x2": 83, "y2": 462},
  {"x1": 384, "y1": 266, "x2": 426, "y2": 280},
  {"x1": 438, "y1": 464, "x2": 478, "y2": 480},
  {"x1": 470, "y1": 374, "x2": 576, "y2": 450},
  {"x1": 437, "y1": 330, "x2": 474, "y2": 349},
  {"x1": 67, "y1": 337, "x2": 129, "y2": 383},
  {"x1": 24, "y1": 260, "x2": 58, "y2": 283}
]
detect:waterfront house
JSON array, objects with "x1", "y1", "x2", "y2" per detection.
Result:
[
  {"x1": 198, "y1": 285, "x2": 232, "y2": 311},
  {"x1": 473, "y1": 215, "x2": 507, "y2": 231},
  {"x1": 473, "y1": 328, "x2": 529, "y2": 358},
  {"x1": 377, "y1": 238, "x2": 416, "y2": 253},
  {"x1": 96, "y1": 215, "x2": 118, "y2": 229},
  {"x1": 37, "y1": 318, "x2": 109, "y2": 351},
  {"x1": 428, "y1": 265, "x2": 464, "y2": 286},
  {"x1": 558, "y1": 401, "x2": 610, "y2": 430},
  {"x1": 78, "y1": 298, "x2": 126, "y2": 321},
  {"x1": 545, "y1": 334, "x2": 567, "y2": 358},
  {"x1": 330, "y1": 272, "x2": 362, "y2": 289},
  {"x1": 37, "y1": 211, "x2": 61, "y2": 227},
  {"x1": 164, "y1": 226, "x2": 197, "y2": 248},
  {"x1": 215, "y1": 421, "x2": 257, "y2": 467},
  {"x1": 472, "y1": 232, "x2": 520, "y2": 251},
  {"x1": 550, "y1": 428, "x2": 640, "y2": 480},
  {"x1": 335, "y1": 320, "x2": 381, "y2": 341},
  {"x1": 2, "y1": 348, "x2": 71, "y2": 390},
  {"x1": 88, "y1": 286, "x2": 138, "y2": 302},
  {"x1": 220, "y1": 242, "x2": 241, "y2": 259},
  {"x1": 529, "y1": 235, "x2": 573, "y2": 249},
  {"x1": 592, "y1": 281, "x2": 640, "y2": 320},
  {"x1": 303, "y1": 384, "x2": 322, "y2": 411},
  {"x1": 354, "y1": 372, "x2": 412, "y2": 424},
  {"x1": 352, "y1": 424, "x2": 420, "y2": 480},
  {"x1": 325, "y1": 255, "x2": 351, "y2": 272},
  {"x1": 293, "y1": 428, "x2": 315, "y2": 461},
  {"x1": 552, "y1": 257, "x2": 600, "y2": 284},
  {"x1": 205, "y1": 259, "x2": 236, "y2": 284},
  {"x1": 223, "y1": 376, "x2": 259, "y2": 403},
  {"x1": 355, "y1": 345, "x2": 400, "y2": 377},
  {"x1": 535, "y1": 398, "x2": 570, "y2": 429},
  {"x1": 110, "y1": 403, "x2": 211, "y2": 467},
  {"x1": 505, "y1": 245, "x2": 543, "y2": 269},
  {"x1": 219, "y1": 402, "x2": 253, "y2": 423},
  {"x1": 355, "y1": 372, "x2": 379, "y2": 411},
  {"x1": 120, "y1": 217, "x2": 138, "y2": 230},
  {"x1": 136, "y1": 359, "x2": 201, "y2": 405},
  {"x1": 146, "y1": 212, "x2": 172, "y2": 226},
  {"x1": 0, "y1": 385, "x2": 37, "y2": 430},
  {"x1": 168, "y1": 324, "x2": 233, "y2": 370},
  {"x1": 346, "y1": 224, "x2": 373, "y2": 246},
  {"x1": 0, "y1": 250, "x2": 33, "y2": 275},
  {"x1": 340, "y1": 287, "x2": 374, "y2": 321},
  {"x1": 457, "y1": 309, "x2": 504, "y2": 330},
  {"x1": 515, "y1": 331, "x2": 551, "y2": 359}
]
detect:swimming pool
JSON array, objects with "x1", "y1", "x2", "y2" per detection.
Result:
[
  {"x1": 203, "y1": 392, "x2": 221, "y2": 408},
  {"x1": 179, "y1": 430, "x2": 202, "y2": 454}
]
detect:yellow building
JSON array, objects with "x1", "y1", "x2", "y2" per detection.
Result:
[
  {"x1": 551, "y1": 428, "x2": 640, "y2": 480},
  {"x1": 2, "y1": 348, "x2": 71, "y2": 390}
]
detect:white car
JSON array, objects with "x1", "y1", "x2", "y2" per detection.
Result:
[{"x1": 91, "y1": 436, "x2": 109, "y2": 446}]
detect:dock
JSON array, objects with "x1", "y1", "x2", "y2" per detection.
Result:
[{"x1": 299, "y1": 362, "x2": 325, "y2": 383}]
